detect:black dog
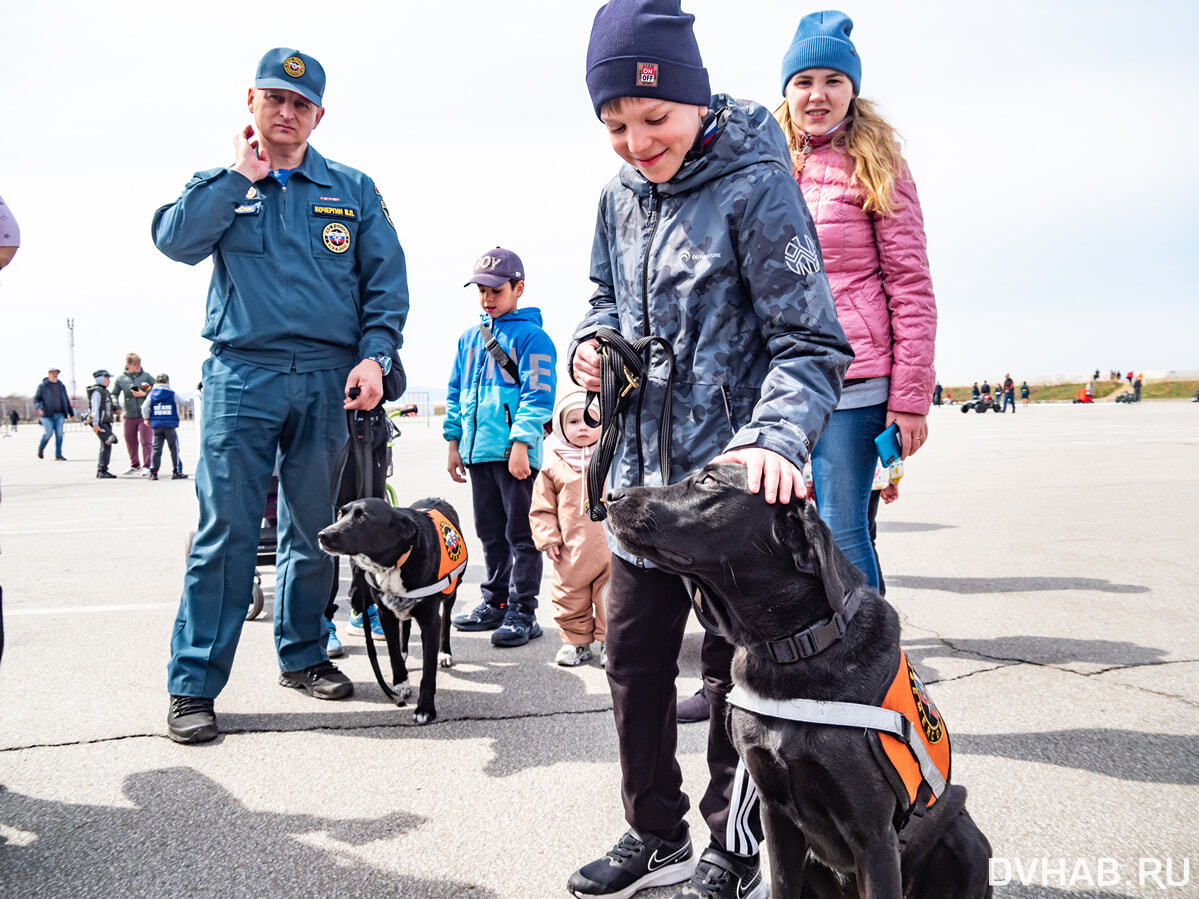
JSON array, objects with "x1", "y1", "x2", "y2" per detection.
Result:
[
  {"x1": 606, "y1": 464, "x2": 992, "y2": 898},
  {"x1": 318, "y1": 497, "x2": 465, "y2": 724}
]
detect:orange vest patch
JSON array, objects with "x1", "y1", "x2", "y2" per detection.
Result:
[
  {"x1": 876, "y1": 650, "x2": 952, "y2": 808},
  {"x1": 417, "y1": 508, "x2": 467, "y2": 595}
]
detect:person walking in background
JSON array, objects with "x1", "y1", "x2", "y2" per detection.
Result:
[
  {"x1": 1002, "y1": 373, "x2": 1016, "y2": 413},
  {"x1": 110, "y1": 352, "x2": 156, "y2": 474},
  {"x1": 446, "y1": 247, "x2": 557, "y2": 647},
  {"x1": 529, "y1": 391, "x2": 610, "y2": 668},
  {"x1": 1134, "y1": 373, "x2": 1143, "y2": 402},
  {"x1": 932, "y1": 381, "x2": 942, "y2": 406},
  {"x1": 775, "y1": 10, "x2": 937, "y2": 590},
  {"x1": 34, "y1": 367, "x2": 73, "y2": 460},
  {"x1": 140, "y1": 373, "x2": 187, "y2": 480},
  {"x1": 1020, "y1": 380, "x2": 1031, "y2": 405},
  {"x1": 153, "y1": 47, "x2": 409, "y2": 744},
  {"x1": 86, "y1": 369, "x2": 118, "y2": 479},
  {"x1": 7, "y1": 410, "x2": 17, "y2": 433}
]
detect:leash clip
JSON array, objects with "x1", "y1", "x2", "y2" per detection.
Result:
[{"x1": 619, "y1": 365, "x2": 640, "y2": 398}]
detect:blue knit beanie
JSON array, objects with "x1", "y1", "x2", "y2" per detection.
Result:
[
  {"x1": 586, "y1": 0, "x2": 711, "y2": 119},
  {"x1": 780, "y1": 10, "x2": 861, "y2": 96}
]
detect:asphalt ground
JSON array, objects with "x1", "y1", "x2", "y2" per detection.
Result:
[{"x1": 1, "y1": 401, "x2": 1196, "y2": 898}]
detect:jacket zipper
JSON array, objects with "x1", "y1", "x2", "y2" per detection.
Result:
[
  {"x1": 635, "y1": 187, "x2": 662, "y2": 484},
  {"x1": 720, "y1": 384, "x2": 738, "y2": 431}
]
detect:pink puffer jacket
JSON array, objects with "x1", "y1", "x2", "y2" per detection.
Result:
[{"x1": 796, "y1": 131, "x2": 937, "y2": 414}]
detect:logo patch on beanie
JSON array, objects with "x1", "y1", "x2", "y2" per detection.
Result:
[{"x1": 637, "y1": 62, "x2": 659, "y2": 87}]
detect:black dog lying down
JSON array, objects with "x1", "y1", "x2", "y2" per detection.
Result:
[
  {"x1": 318, "y1": 497, "x2": 466, "y2": 725},
  {"x1": 606, "y1": 464, "x2": 992, "y2": 898}
]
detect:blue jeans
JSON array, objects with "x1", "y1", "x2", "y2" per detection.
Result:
[
  {"x1": 39, "y1": 413, "x2": 65, "y2": 456},
  {"x1": 810, "y1": 402, "x2": 888, "y2": 591}
]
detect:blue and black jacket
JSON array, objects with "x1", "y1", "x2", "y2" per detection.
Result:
[{"x1": 444, "y1": 308, "x2": 557, "y2": 470}]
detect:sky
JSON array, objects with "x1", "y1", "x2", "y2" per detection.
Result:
[{"x1": 2, "y1": 0, "x2": 1196, "y2": 399}]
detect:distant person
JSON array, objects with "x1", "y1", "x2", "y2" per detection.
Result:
[
  {"x1": 972, "y1": 381, "x2": 981, "y2": 400},
  {"x1": 110, "y1": 352, "x2": 156, "y2": 474},
  {"x1": 1002, "y1": 373, "x2": 1015, "y2": 413},
  {"x1": 932, "y1": 382, "x2": 942, "y2": 406},
  {"x1": 1020, "y1": 380, "x2": 1030, "y2": 405},
  {"x1": 153, "y1": 47, "x2": 409, "y2": 744},
  {"x1": 1134, "y1": 373, "x2": 1142, "y2": 402},
  {"x1": 0, "y1": 194, "x2": 19, "y2": 270},
  {"x1": 141, "y1": 373, "x2": 187, "y2": 480},
  {"x1": 1094, "y1": 368, "x2": 1100, "y2": 382},
  {"x1": 7, "y1": 409, "x2": 17, "y2": 432},
  {"x1": 1086, "y1": 380, "x2": 1094, "y2": 400},
  {"x1": 1127, "y1": 370, "x2": 1133, "y2": 385},
  {"x1": 86, "y1": 370, "x2": 119, "y2": 479},
  {"x1": 529, "y1": 391, "x2": 610, "y2": 668},
  {"x1": 34, "y1": 367, "x2": 73, "y2": 460},
  {"x1": 446, "y1": 247, "x2": 556, "y2": 648},
  {"x1": 775, "y1": 8, "x2": 936, "y2": 592},
  {"x1": 980, "y1": 379, "x2": 991, "y2": 399}
]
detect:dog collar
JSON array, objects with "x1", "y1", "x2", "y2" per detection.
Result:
[{"x1": 745, "y1": 588, "x2": 863, "y2": 664}]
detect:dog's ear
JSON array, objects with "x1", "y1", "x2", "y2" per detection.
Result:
[{"x1": 779, "y1": 499, "x2": 851, "y2": 614}]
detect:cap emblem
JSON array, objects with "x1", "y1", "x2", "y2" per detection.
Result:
[
  {"x1": 283, "y1": 56, "x2": 305, "y2": 78},
  {"x1": 322, "y1": 222, "x2": 351, "y2": 254},
  {"x1": 637, "y1": 62, "x2": 658, "y2": 87}
]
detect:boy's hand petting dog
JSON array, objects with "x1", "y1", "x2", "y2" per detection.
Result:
[{"x1": 709, "y1": 447, "x2": 803, "y2": 504}]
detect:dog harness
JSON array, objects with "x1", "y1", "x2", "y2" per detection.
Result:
[{"x1": 727, "y1": 649, "x2": 951, "y2": 815}]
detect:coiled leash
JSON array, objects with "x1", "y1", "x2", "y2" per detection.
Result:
[{"x1": 584, "y1": 327, "x2": 676, "y2": 522}]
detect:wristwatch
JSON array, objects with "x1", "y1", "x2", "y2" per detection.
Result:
[{"x1": 370, "y1": 352, "x2": 392, "y2": 376}]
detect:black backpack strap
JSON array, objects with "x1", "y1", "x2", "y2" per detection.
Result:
[{"x1": 477, "y1": 321, "x2": 520, "y2": 384}]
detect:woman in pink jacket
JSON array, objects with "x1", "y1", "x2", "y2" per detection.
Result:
[{"x1": 776, "y1": 10, "x2": 937, "y2": 590}]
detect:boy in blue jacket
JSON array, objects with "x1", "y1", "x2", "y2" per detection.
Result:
[
  {"x1": 445, "y1": 247, "x2": 557, "y2": 646},
  {"x1": 140, "y1": 373, "x2": 188, "y2": 480}
]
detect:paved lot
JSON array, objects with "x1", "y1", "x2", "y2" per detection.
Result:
[{"x1": 1, "y1": 401, "x2": 1196, "y2": 898}]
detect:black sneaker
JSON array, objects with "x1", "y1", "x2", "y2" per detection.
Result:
[
  {"x1": 37, "y1": 445, "x2": 44, "y2": 459},
  {"x1": 451, "y1": 599, "x2": 507, "y2": 632},
  {"x1": 167, "y1": 695, "x2": 218, "y2": 744},
  {"x1": 279, "y1": 660, "x2": 354, "y2": 699},
  {"x1": 148, "y1": 471, "x2": 158, "y2": 481},
  {"x1": 172, "y1": 472, "x2": 188, "y2": 480},
  {"x1": 671, "y1": 846, "x2": 766, "y2": 899},
  {"x1": 491, "y1": 608, "x2": 543, "y2": 647},
  {"x1": 569, "y1": 826, "x2": 695, "y2": 898},
  {"x1": 96, "y1": 470, "x2": 117, "y2": 479},
  {"x1": 676, "y1": 687, "x2": 710, "y2": 723},
  {"x1": 55, "y1": 455, "x2": 67, "y2": 461}
]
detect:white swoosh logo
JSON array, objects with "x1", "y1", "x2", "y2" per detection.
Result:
[
  {"x1": 737, "y1": 868, "x2": 762, "y2": 898},
  {"x1": 647, "y1": 844, "x2": 689, "y2": 871}
]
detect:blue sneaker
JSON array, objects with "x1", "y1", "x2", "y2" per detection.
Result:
[
  {"x1": 491, "y1": 607, "x2": 543, "y2": 647},
  {"x1": 348, "y1": 605, "x2": 384, "y2": 638},
  {"x1": 325, "y1": 617, "x2": 345, "y2": 658}
]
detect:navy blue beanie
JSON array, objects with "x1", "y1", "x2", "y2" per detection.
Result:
[
  {"x1": 780, "y1": 10, "x2": 861, "y2": 96},
  {"x1": 586, "y1": 0, "x2": 711, "y2": 119}
]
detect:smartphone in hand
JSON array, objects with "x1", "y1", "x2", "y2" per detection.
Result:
[{"x1": 874, "y1": 423, "x2": 901, "y2": 466}]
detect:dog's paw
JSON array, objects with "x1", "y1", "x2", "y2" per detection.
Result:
[
  {"x1": 413, "y1": 707, "x2": 437, "y2": 725},
  {"x1": 438, "y1": 651, "x2": 453, "y2": 668},
  {"x1": 392, "y1": 680, "x2": 413, "y2": 702}
]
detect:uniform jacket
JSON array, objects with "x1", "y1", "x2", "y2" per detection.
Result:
[
  {"x1": 34, "y1": 378, "x2": 73, "y2": 417},
  {"x1": 444, "y1": 309, "x2": 557, "y2": 470},
  {"x1": 571, "y1": 94, "x2": 851, "y2": 547},
  {"x1": 529, "y1": 447, "x2": 611, "y2": 588},
  {"x1": 111, "y1": 368, "x2": 156, "y2": 417},
  {"x1": 142, "y1": 386, "x2": 180, "y2": 429},
  {"x1": 152, "y1": 145, "x2": 407, "y2": 372},
  {"x1": 795, "y1": 130, "x2": 937, "y2": 414}
]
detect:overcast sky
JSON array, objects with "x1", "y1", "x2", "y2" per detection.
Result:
[{"x1": 2, "y1": 0, "x2": 1196, "y2": 397}]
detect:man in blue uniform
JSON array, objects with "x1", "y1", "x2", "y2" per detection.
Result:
[{"x1": 153, "y1": 48, "x2": 409, "y2": 744}]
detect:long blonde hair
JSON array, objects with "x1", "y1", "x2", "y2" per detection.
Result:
[{"x1": 774, "y1": 97, "x2": 904, "y2": 216}]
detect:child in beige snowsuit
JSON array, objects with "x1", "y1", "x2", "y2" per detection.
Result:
[{"x1": 529, "y1": 391, "x2": 610, "y2": 666}]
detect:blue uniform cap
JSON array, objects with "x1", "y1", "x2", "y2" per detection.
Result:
[{"x1": 255, "y1": 48, "x2": 325, "y2": 106}]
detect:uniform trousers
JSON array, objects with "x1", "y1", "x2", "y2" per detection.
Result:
[
  {"x1": 168, "y1": 354, "x2": 348, "y2": 698},
  {"x1": 606, "y1": 556, "x2": 762, "y2": 856}
]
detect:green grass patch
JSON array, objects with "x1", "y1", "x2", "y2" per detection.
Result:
[{"x1": 941, "y1": 380, "x2": 1197, "y2": 402}]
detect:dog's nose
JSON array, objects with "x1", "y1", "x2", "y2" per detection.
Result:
[{"x1": 606, "y1": 489, "x2": 626, "y2": 505}]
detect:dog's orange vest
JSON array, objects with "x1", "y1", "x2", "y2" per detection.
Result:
[
  {"x1": 417, "y1": 508, "x2": 467, "y2": 595},
  {"x1": 873, "y1": 650, "x2": 952, "y2": 809}
]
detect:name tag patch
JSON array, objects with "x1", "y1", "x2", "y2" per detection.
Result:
[{"x1": 311, "y1": 204, "x2": 358, "y2": 220}]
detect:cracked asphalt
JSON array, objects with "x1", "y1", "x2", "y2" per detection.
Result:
[{"x1": 1, "y1": 401, "x2": 1196, "y2": 897}]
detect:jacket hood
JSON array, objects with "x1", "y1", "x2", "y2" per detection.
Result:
[
  {"x1": 487, "y1": 306, "x2": 544, "y2": 328},
  {"x1": 618, "y1": 94, "x2": 792, "y2": 197}
]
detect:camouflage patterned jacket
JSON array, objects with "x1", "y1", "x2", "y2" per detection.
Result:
[{"x1": 571, "y1": 94, "x2": 852, "y2": 561}]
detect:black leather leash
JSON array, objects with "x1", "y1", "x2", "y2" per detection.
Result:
[
  {"x1": 332, "y1": 388, "x2": 405, "y2": 706},
  {"x1": 584, "y1": 326, "x2": 676, "y2": 522}
]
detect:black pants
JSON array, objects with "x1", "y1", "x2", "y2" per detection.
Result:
[
  {"x1": 151, "y1": 427, "x2": 181, "y2": 474},
  {"x1": 95, "y1": 425, "x2": 114, "y2": 473},
  {"x1": 468, "y1": 461, "x2": 541, "y2": 612},
  {"x1": 606, "y1": 556, "x2": 762, "y2": 855}
]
